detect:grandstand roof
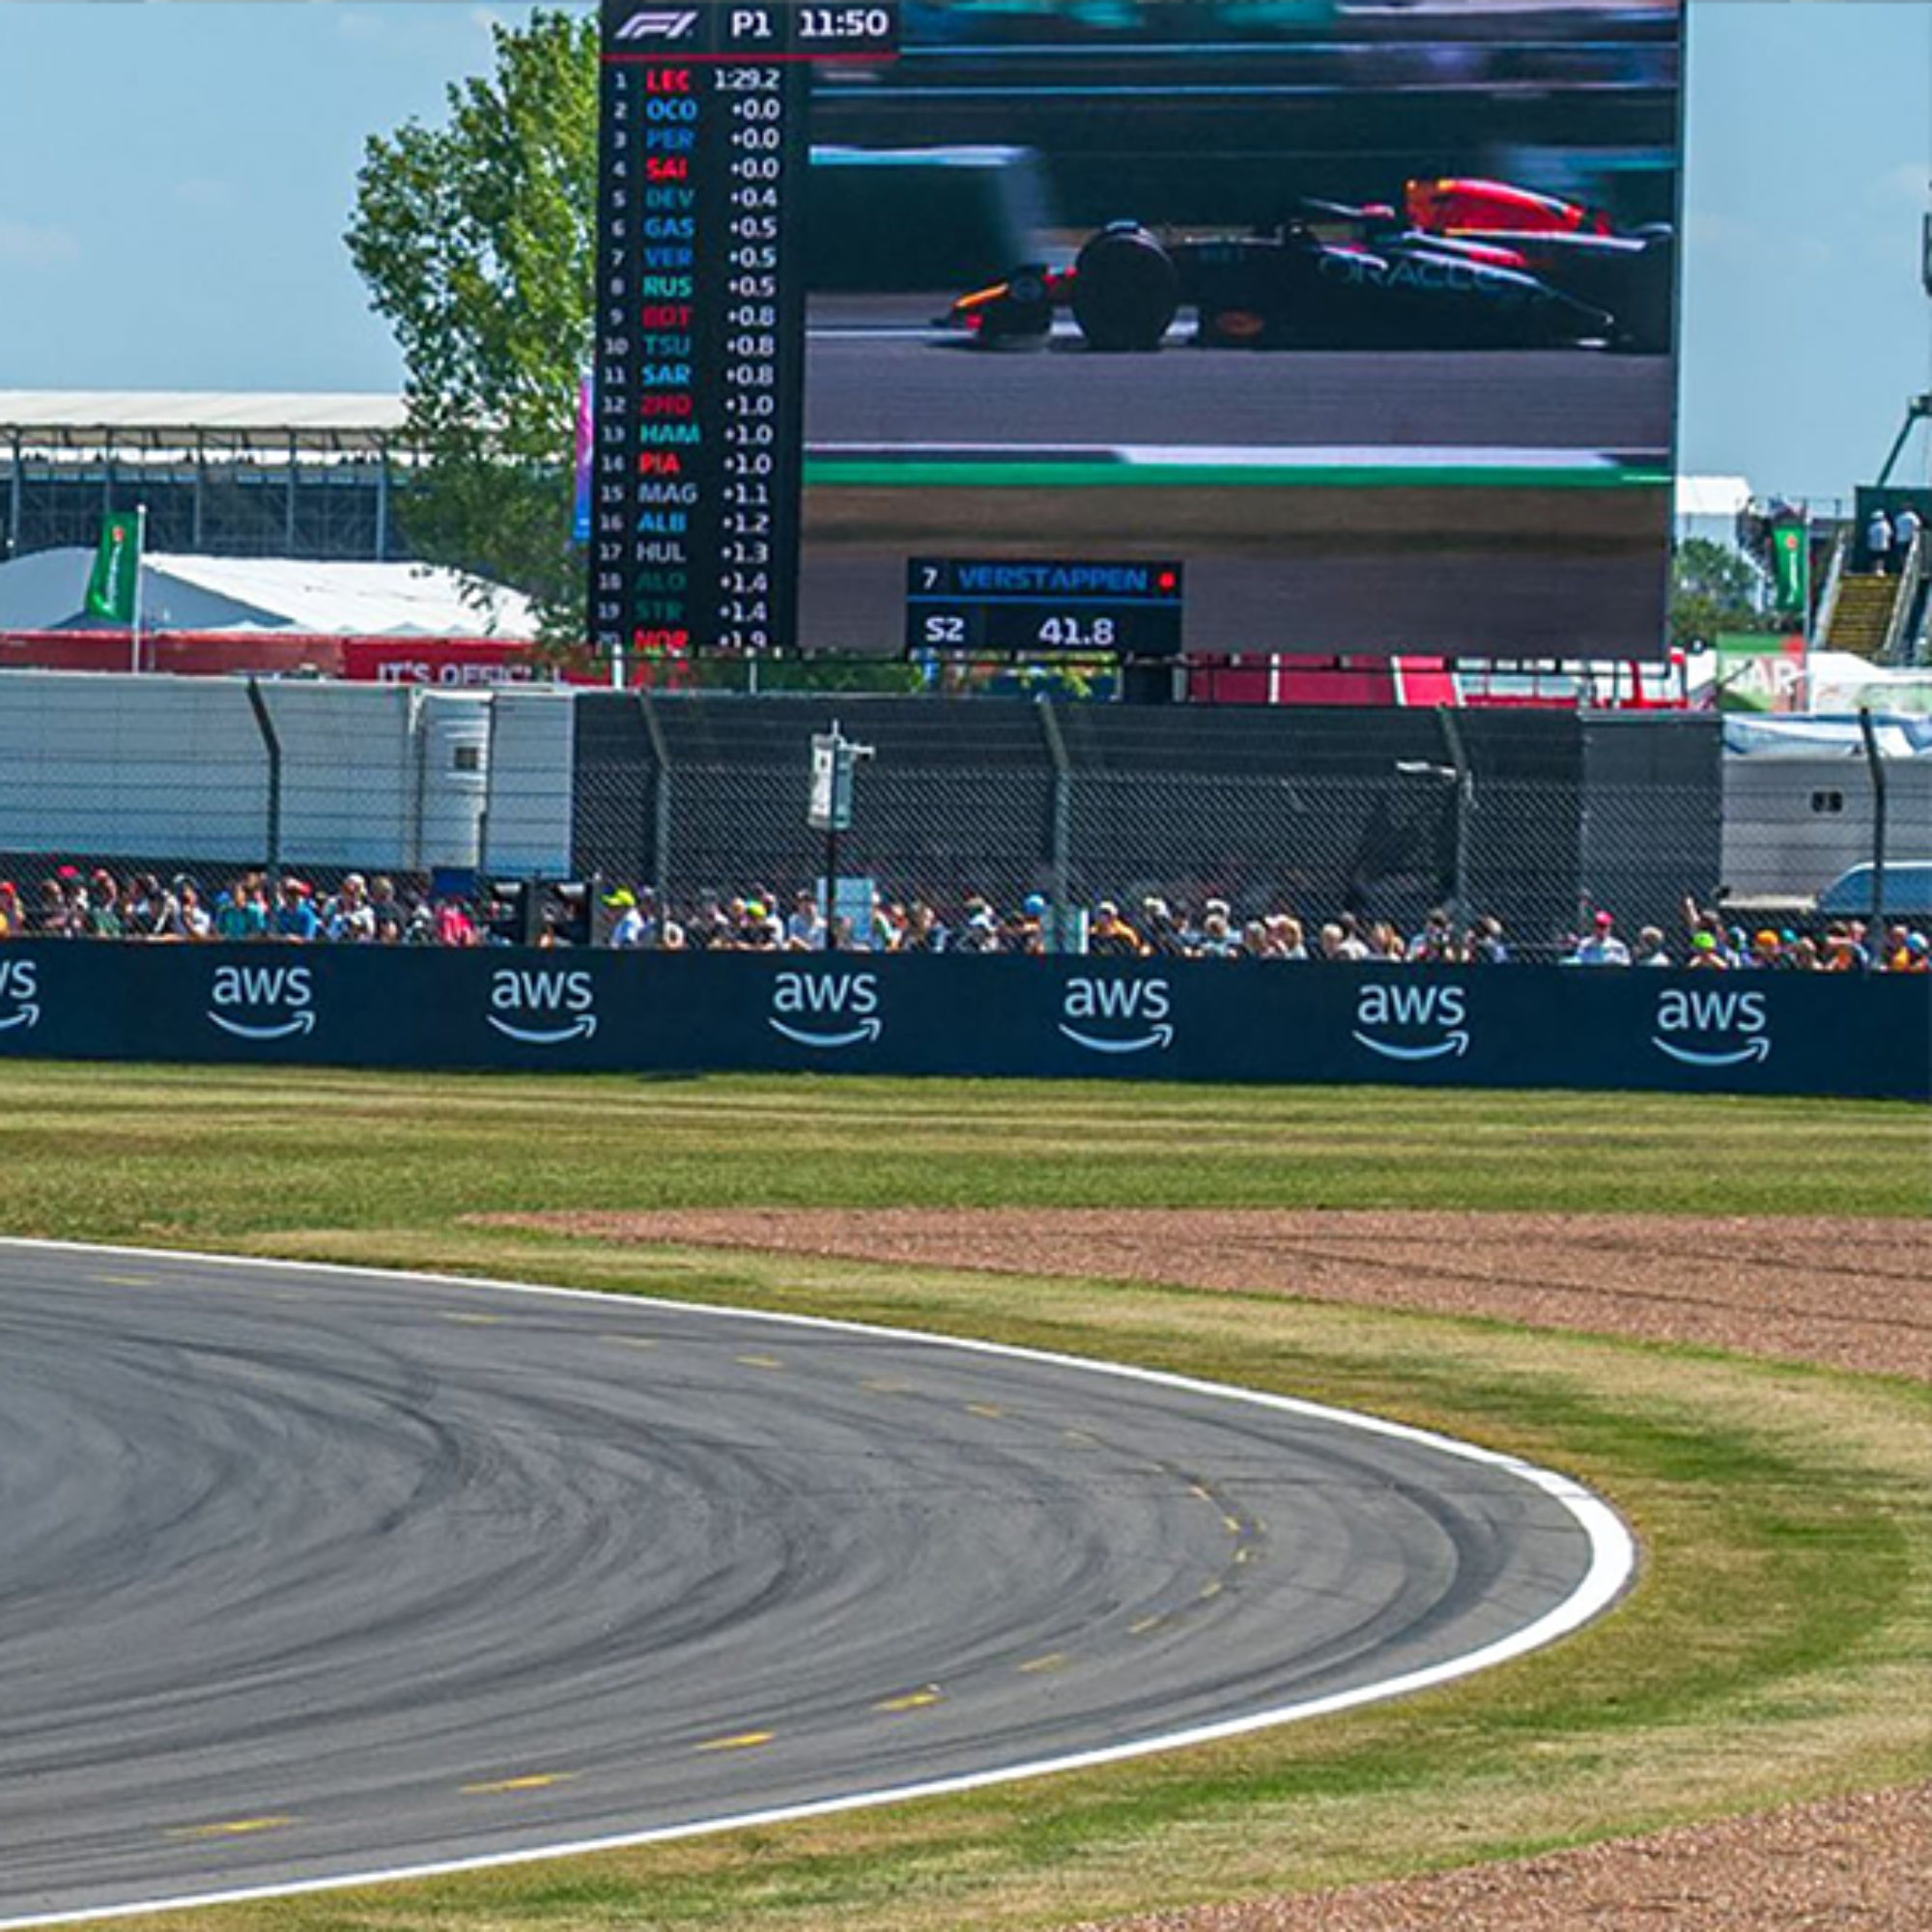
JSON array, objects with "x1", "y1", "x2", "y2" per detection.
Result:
[{"x1": 0, "y1": 391, "x2": 408, "y2": 453}]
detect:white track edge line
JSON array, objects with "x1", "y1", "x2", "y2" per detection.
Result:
[{"x1": 0, "y1": 1235, "x2": 1637, "y2": 1931}]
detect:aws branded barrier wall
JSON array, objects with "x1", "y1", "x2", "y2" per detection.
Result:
[{"x1": 0, "y1": 944, "x2": 1922, "y2": 1100}]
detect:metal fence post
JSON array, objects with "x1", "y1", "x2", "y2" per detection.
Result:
[
  {"x1": 1435, "y1": 704, "x2": 1473, "y2": 935},
  {"x1": 1859, "y1": 705, "x2": 1888, "y2": 973},
  {"x1": 638, "y1": 690, "x2": 672, "y2": 916},
  {"x1": 476, "y1": 687, "x2": 501, "y2": 878},
  {"x1": 1037, "y1": 696, "x2": 1074, "y2": 945},
  {"x1": 244, "y1": 676, "x2": 283, "y2": 885}
]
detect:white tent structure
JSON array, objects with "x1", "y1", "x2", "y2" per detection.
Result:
[{"x1": 0, "y1": 548, "x2": 536, "y2": 639}]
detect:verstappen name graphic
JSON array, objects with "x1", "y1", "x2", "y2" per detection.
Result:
[
  {"x1": 1652, "y1": 986, "x2": 1772, "y2": 1067},
  {"x1": 488, "y1": 968, "x2": 599, "y2": 1045},
  {"x1": 1351, "y1": 981, "x2": 1470, "y2": 1062},
  {"x1": 0, "y1": 957, "x2": 41, "y2": 1033},
  {"x1": 208, "y1": 963, "x2": 315, "y2": 1041},
  {"x1": 769, "y1": 971, "x2": 882, "y2": 1049},
  {"x1": 1059, "y1": 976, "x2": 1174, "y2": 1055}
]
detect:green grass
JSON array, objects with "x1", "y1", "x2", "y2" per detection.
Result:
[
  {"x1": 4, "y1": 1064, "x2": 1928, "y2": 1930},
  {"x1": 1, "y1": 1064, "x2": 1924, "y2": 1237}
]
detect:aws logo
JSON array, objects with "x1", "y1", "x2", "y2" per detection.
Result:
[
  {"x1": 1059, "y1": 977, "x2": 1174, "y2": 1055},
  {"x1": 488, "y1": 967, "x2": 598, "y2": 1045},
  {"x1": 1652, "y1": 986, "x2": 1771, "y2": 1067},
  {"x1": 0, "y1": 957, "x2": 41, "y2": 1034},
  {"x1": 1351, "y1": 981, "x2": 1470, "y2": 1062},
  {"x1": 769, "y1": 972, "x2": 881, "y2": 1049},
  {"x1": 209, "y1": 963, "x2": 315, "y2": 1041}
]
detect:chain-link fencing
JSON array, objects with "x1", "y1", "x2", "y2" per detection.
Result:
[{"x1": 3, "y1": 675, "x2": 1926, "y2": 963}]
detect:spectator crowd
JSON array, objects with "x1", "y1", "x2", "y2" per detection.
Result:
[{"x1": 1, "y1": 864, "x2": 1926, "y2": 972}]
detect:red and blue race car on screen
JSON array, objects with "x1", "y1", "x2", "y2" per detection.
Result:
[{"x1": 945, "y1": 179, "x2": 1674, "y2": 355}]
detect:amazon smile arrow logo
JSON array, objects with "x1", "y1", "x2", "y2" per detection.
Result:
[
  {"x1": 1652, "y1": 1033, "x2": 1771, "y2": 1068},
  {"x1": 0, "y1": 1003, "x2": 41, "y2": 1033},
  {"x1": 209, "y1": 1009, "x2": 317, "y2": 1042},
  {"x1": 1058, "y1": 1020, "x2": 1174, "y2": 1055},
  {"x1": 1350, "y1": 1028, "x2": 1468, "y2": 1062},
  {"x1": 487, "y1": 1012, "x2": 600, "y2": 1046},
  {"x1": 769, "y1": 1014, "x2": 882, "y2": 1050}
]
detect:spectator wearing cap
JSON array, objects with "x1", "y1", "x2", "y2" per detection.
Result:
[
  {"x1": 213, "y1": 874, "x2": 268, "y2": 943},
  {"x1": 954, "y1": 895, "x2": 1001, "y2": 953},
  {"x1": 32, "y1": 877, "x2": 73, "y2": 937},
  {"x1": 434, "y1": 896, "x2": 479, "y2": 947},
  {"x1": 1090, "y1": 899, "x2": 1145, "y2": 957},
  {"x1": 1141, "y1": 896, "x2": 1187, "y2": 957},
  {"x1": 785, "y1": 889, "x2": 826, "y2": 952},
  {"x1": 162, "y1": 879, "x2": 213, "y2": 942},
  {"x1": 1685, "y1": 928, "x2": 1727, "y2": 971},
  {"x1": 606, "y1": 887, "x2": 655, "y2": 949},
  {"x1": 270, "y1": 877, "x2": 320, "y2": 943},
  {"x1": 1569, "y1": 910, "x2": 1631, "y2": 965},
  {"x1": 327, "y1": 874, "x2": 376, "y2": 944},
  {"x1": 86, "y1": 870, "x2": 125, "y2": 940},
  {"x1": 1469, "y1": 914, "x2": 1510, "y2": 964},
  {"x1": 1820, "y1": 921, "x2": 1868, "y2": 973},
  {"x1": 1268, "y1": 913, "x2": 1309, "y2": 960},
  {"x1": 0, "y1": 882, "x2": 18, "y2": 940},
  {"x1": 124, "y1": 873, "x2": 172, "y2": 939},
  {"x1": 1319, "y1": 920, "x2": 1370, "y2": 961}
]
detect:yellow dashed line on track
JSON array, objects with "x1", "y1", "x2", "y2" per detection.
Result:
[
  {"x1": 1062, "y1": 1428, "x2": 1097, "y2": 1447},
  {"x1": 736, "y1": 1353, "x2": 784, "y2": 1371},
  {"x1": 1199, "y1": 1579, "x2": 1224, "y2": 1601},
  {"x1": 965, "y1": 1403, "x2": 1005, "y2": 1420},
  {"x1": 1128, "y1": 1614, "x2": 1165, "y2": 1635},
  {"x1": 461, "y1": 1772, "x2": 578, "y2": 1796},
  {"x1": 91, "y1": 1273, "x2": 153, "y2": 1288},
  {"x1": 1222, "y1": 1514, "x2": 1243, "y2": 1536},
  {"x1": 1236, "y1": 1546, "x2": 1256, "y2": 1565},
  {"x1": 440, "y1": 1312, "x2": 503, "y2": 1326},
  {"x1": 166, "y1": 1816, "x2": 296, "y2": 1841},
  {"x1": 604, "y1": 1335, "x2": 657, "y2": 1350},
  {"x1": 875, "y1": 1688, "x2": 943, "y2": 1713},
  {"x1": 696, "y1": 1730, "x2": 775, "y2": 1752},
  {"x1": 864, "y1": 1378, "x2": 910, "y2": 1393},
  {"x1": 1018, "y1": 1652, "x2": 1067, "y2": 1675}
]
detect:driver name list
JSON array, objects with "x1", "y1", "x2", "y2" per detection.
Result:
[{"x1": 589, "y1": 3, "x2": 899, "y2": 660}]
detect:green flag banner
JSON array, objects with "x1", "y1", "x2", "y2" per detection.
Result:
[
  {"x1": 85, "y1": 506, "x2": 144, "y2": 623},
  {"x1": 1771, "y1": 520, "x2": 1809, "y2": 614}
]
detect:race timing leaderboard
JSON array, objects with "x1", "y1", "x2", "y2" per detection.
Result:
[{"x1": 588, "y1": 2, "x2": 900, "y2": 659}]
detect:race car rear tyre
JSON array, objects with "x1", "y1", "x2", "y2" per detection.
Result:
[{"x1": 1071, "y1": 226, "x2": 1179, "y2": 352}]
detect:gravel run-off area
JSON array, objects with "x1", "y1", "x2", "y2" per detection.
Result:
[{"x1": 488, "y1": 1207, "x2": 1932, "y2": 1932}]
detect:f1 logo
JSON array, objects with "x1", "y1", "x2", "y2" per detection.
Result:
[{"x1": 615, "y1": 10, "x2": 698, "y2": 40}]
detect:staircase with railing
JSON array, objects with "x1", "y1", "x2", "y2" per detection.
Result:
[{"x1": 1821, "y1": 570, "x2": 1904, "y2": 659}]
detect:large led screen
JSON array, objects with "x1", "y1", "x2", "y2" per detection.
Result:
[{"x1": 595, "y1": 0, "x2": 1683, "y2": 663}]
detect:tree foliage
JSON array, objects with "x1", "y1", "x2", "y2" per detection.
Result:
[
  {"x1": 347, "y1": 12, "x2": 598, "y2": 639},
  {"x1": 1670, "y1": 536, "x2": 1779, "y2": 652}
]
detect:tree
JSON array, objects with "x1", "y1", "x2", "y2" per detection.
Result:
[
  {"x1": 347, "y1": 11, "x2": 598, "y2": 640},
  {"x1": 1669, "y1": 535, "x2": 1780, "y2": 653}
]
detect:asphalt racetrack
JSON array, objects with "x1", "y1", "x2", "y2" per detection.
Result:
[
  {"x1": 805, "y1": 298, "x2": 1673, "y2": 457},
  {"x1": 0, "y1": 1243, "x2": 1631, "y2": 1924}
]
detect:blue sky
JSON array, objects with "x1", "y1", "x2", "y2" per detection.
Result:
[{"x1": 0, "y1": 1, "x2": 1926, "y2": 503}]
